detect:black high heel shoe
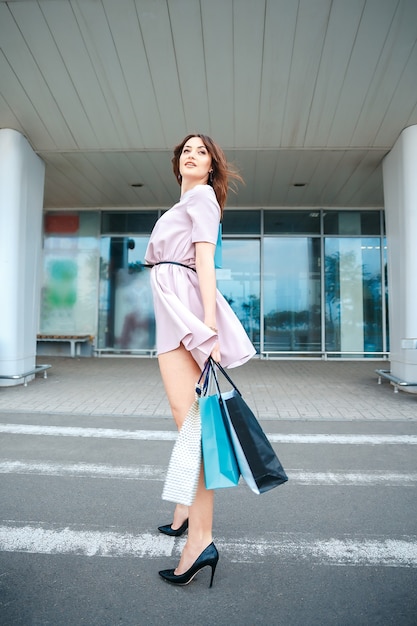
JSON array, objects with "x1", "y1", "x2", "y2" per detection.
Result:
[
  {"x1": 158, "y1": 519, "x2": 189, "y2": 537},
  {"x1": 158, "y1": 542, "x2": 219, "y2": 588}
]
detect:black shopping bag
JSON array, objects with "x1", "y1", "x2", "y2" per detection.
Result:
[{"x1": 209, "y1": 358, "x2": 288, "y2": 494}]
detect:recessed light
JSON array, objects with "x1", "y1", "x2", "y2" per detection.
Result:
[{"x1": 131, "y1": 183, "x2": 143, "y2": 188}]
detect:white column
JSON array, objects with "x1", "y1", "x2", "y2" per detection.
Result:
[
  {"x1": 0, "y1": 129, "x2": 45, "y2": 386},
  {"x1": 382, "y1": 125, "x2": 417, "y2": 389}
]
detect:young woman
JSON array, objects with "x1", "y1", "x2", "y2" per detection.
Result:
[{"x1": 145, "y1": 134, "x2": 255, "y2": 586}]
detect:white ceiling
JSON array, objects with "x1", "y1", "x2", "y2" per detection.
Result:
[{"x1": 1, "y1": 0, "x2": 417, "y2": 210}]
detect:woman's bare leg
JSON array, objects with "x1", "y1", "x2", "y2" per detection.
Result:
[{"x1": 158, "y1": 345, "x2": 214, "y2": 574}]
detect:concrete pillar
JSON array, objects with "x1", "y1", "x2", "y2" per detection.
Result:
[
  {"x1": 382, "y1": 125, "x2": 417, "y2": 390},
  {"x1": 0, "y1": 129, "x2": 45, "y2": 386}
]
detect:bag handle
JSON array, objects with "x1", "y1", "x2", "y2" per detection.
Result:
[
  {"x1": 196, "y1": 359, "x2": 211, "y2": 397},
  {"x1": 207, "y1": 357, "x2": 243, "y2": 397}
]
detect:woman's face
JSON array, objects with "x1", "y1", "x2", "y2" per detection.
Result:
[{"x1": 179, "y1": 136, "x2": 212, "y2": 184}]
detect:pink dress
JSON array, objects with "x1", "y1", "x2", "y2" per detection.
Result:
[{"x1": 145, "y1": 184, "x2": 256, "y2": 369}]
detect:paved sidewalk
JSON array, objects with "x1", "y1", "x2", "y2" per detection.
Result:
[{"x1": 0, "y1": 356, "x2": 416, "y2": 421}]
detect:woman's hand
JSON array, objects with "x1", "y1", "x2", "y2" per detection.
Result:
[{"x1": 210, "y1": 339, "x2": 221, "y2": 363}]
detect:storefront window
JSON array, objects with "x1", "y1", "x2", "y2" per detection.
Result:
[
  {"x1": 383, "y1": 239, "x2": 389, "y2": 351},
  {"x1": 264, "y1": 211, "x2": 320, "y2": 234},
  {"x1": 263, "y1": 237, "x2": 321, "y2": 352},
  {"x1": 222, "y1": 210, "x2": 261, "y2": 234},
  {"x1": 101, "y1": 211, "x2": 158, "y2": 234},
  {"x1": 40, "y1": 213, "x2": 100, "y2": 335},
  {"x1": 40, "y1": 208, "x2": 387, "y2": 358},
  {"x1": 325, "y1": 238, "x2": 383, "y2": 354},
  {"x1": 324, "y1": 211, "x2": 380, "y2": 235},
  {"x1": 97, "y1": 237, "x2": 154, "y2": 351},
  {"x1": 217, "y1": 239, "x2": 260, "y2": 350}
]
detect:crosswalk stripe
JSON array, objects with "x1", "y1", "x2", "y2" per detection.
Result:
[
  {"x1": 0, "y1": 423, "x2": 176, "y2": 440},
  {"x1": 268, "y1": 433, "x2": 417, "y2": 445},
  {"x1": 0, "y1": 460, "x2": 416, "y2": 486},
  {"x1": 0, "y1": 524, "x2": 416, "y2": 567},
  {"x1": 0, "y1": 460, "x2": 165, "y2": 480},
  {"x1": 1, "y1": 423, "x2": 416, "y2": 445},
  {"x1": 284, "y1": 470, "x2": 417, "y2": 486}
]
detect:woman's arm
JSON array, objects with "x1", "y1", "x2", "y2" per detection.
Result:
[{"x1": 195, "y1": 241, "x2": 221, "y2": 362}]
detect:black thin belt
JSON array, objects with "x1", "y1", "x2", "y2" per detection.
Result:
[{"x1": 146, "y1": 261, "x2": 196, "y2": 272}]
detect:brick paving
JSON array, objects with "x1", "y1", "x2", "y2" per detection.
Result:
[{"x1": 0, "y1": 356, "x2": 416, "y2": 420}]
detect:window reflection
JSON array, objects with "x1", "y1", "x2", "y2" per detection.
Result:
[
  {"x1": 264, "y1": 211, "x2": 320, "y2": 234},
  {"x1": 325, "y1": 238, "x2": 383, "y2": 354},
  {"x1": 324, "y1": 211, "x2": 381, "y2": 235},
  {"x1": 40, "y1": 209, "x2": 388, "y2": 358},
  {"x1": 216, "y1": 239, "x2": 260, "y2": 350},
  {"x1": 98, "y1": 237, "x2": 155, "y2": 351},
  {"x1": 40, "y1": 213, "x2": 100, "y2": 335},
  {"x1": 263, "y1": 238, "x2": 321, "y2": 352},
  {"x1": 222, "y1": 210, "x2": 261, "y2": 235}
]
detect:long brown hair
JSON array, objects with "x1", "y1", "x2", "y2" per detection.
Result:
[{"x1": 172, "y1": 134, "x2": 243, "y2": 216}]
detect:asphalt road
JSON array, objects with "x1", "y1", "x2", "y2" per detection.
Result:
[{"x1": 0, "y1": 412, "x2": 416, "y2": 626}]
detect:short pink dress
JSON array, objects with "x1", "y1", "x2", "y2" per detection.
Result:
[{"x1": 145, "y1": 184, "x2": 256, "y2": 369}]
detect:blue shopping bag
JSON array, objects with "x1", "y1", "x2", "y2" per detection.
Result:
[
  {"x1": 199, "y1": 372, "x2": 240, "y2": 490},
  {"x1": 208, "y1": 358, "x2": 288, "y2": 494}
]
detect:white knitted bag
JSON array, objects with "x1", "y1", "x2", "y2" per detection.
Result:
[{"x1": 162, "y1": 398, "x2": 202, "y2": 506}]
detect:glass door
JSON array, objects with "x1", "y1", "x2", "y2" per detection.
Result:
[
  {"x1": 263, "y1": 237, "x2": 321, "y2": 353},
  {"x1": 98, "y1": 236, "x2": 155, "y2": 351},
  {"x1": 216, "y1": 239, "x2": 260, "y2": 351},
  {"x1": 324, "y1": 237, "x2": 383, "y2": 355}
]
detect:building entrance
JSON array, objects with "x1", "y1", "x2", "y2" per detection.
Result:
[{"x1": 40, "y1": 209, "x2": 388, "y2": 359}]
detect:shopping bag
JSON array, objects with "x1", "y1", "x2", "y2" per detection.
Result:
[
  {"x1": 200, "y1": 387, "x2": 240, "y2": 490},
  {"x1": 220, "y1": 390, "x2": 260, "y2": 493},
  {"x1": 209, "y1": 358, "x2": 288, "y2": 494},
  {"x1": 162, "y1": 397, "x2": 202, "y2": 506}
]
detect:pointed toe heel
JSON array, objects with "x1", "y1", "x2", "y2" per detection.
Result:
[
  {"x1": 158, "y1": 519, "x2": 189, "y2": 537},
  {"x1": 158, "y1": 542, "x2": 219, "y2": 588}
]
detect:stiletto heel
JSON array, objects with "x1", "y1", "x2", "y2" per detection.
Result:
[
  {"x1": 159, "y1": 542, "x2": 219, "y2": 588},
  {"x1": 208, "y1": 559, "x2": 217, "y2": 588},
  {"x1": 158, "y1": 519, "x2": 188, "y2": 537}
]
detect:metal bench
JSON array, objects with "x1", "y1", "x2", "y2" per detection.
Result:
[
  {"x1": 0, "y1": 364, "x2": 51, "y2": 387},
  {"x1": 375, "y1": 369, "x2": 417, "y2": 393},
  {"x1": 94, "y1": 347, "x2": 157, "y2": 357},
  {"x1": 37, "y1": 335, "x2": 92, "y2": 358}
]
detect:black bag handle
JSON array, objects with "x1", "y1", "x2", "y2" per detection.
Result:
[
  {"x1": 207, "y1": 357, "x2": 243, "y2": 397},
  {"x1": 196, "y1": 359, "x2": 211, "y2": 396}
]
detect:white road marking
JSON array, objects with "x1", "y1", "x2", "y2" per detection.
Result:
[
  {"x1": 0, "y1": 524, "x2": 416, "y2": 567},
  {"x1": 288, "y1": 470, "x2": 417, "y2": 486},
  {"x1": 0, "y1": 525, "x2": 174, "y2": 558},
  {"x1": 0, "y1": 460, "x2": 165, "y2": 480},
  {"x1": 225, "y1": 535, "x2": 417, "y2": 567},
  {"x1": 1, "y1": 423, "x2": 416, "y2": 445},
  {"x1": 0, "y1": 423, "x2": 176, "y2": 440},
  {"x1": 0, "y1": 460, "x2": 416, "y2": 486},
  {"x1": 267, "y1": 433, "x2": 417, "y2": 445}
]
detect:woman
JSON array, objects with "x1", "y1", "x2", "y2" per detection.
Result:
[{"x1": 145, "y1": 134, "x2": 255, "y2": 586}]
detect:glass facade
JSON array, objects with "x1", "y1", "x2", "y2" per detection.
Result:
[
  {"x1": 263, "y1": 237, "x2": 321, "y2": 353},
  {"x1": 324, "y1": 238, "x2": 384, "y2": 355},
  {"x1": 40, "y1": 209, "x2": 388, "y2": 358},
  {"x1": 97, "y1": 236, "x2": 154, "y2": 352},
  {"x1": 217, "y1": 239, "x2": 260, "y2": 350},
  {"x1": 40, "y1": 213, "x2": 100, "y2": 335}
]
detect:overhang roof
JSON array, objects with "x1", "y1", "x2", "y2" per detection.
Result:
[{"x1": 1, "y1": 0, "x2": 416, "y2": 210}]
